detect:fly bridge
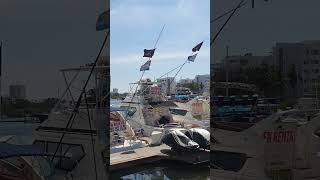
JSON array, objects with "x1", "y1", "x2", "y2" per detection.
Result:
[{"x1": 54, "y1": 57, "x2": 109, "y2": 146}]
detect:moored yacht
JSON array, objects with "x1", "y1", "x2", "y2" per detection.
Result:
[
  {"x1": 211, "y1": 97, "x2": 320, "y2": 179},
  {"x1": 0, "y1": 57, "x2": 110, "y2": 180},
  {"x1": 119, "y1": 79, "x2": 178, "y2": 136}
]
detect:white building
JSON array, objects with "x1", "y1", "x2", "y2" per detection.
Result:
[
  {"x1": 179, "y1": 78, "x2": 194, "y2": 84},
  {"x1": 218, "y1": 53, "x2": 275, "y2": 71},
  {"x1": 157, "y1": 77, "x2": 176, "y2": 96},
  {"x1": 112, "y1": 88, "x2": 118, "y2": 94},
  {"x1": 273, "y1": 40, "x2": 320, "y2": 97},
  {"x1": 195, "y1": 74, "x2": 210, "y2": 94}
]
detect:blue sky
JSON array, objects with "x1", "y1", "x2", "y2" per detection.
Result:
[{"x1": 110, "y1": 0, "x2": 210, "y2": 93}]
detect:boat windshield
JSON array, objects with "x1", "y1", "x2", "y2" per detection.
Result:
[
  {"x1": 120, "y1": 106, "x2": 137, "y2": 117},
  {"x1": 169, "y1": 108, "x2": 188, "y2": 116}
]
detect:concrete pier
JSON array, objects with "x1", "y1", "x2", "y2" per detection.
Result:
[{"x1": 110, "y1": 144, "x2": 209, "y2": 171}]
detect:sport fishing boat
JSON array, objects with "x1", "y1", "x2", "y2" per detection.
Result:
[
  {"x1": 119, "y1": 79, "x2": 178, "y2": 137},
  {"x1": 120, "y1": 79, "x2": 211, "y2": 138},
  {"x1": 0, "y1": 10, "x2": 111, "y2": 180},
  {"x1": 211, "y1": 97, "x2": 320, "y2": 180},
  {"x1": 169, "y1": 100, "x2": 210, "y2": 132},
  {"x1": 0, "y1": 56, "x2": 110, "y2": 180}
]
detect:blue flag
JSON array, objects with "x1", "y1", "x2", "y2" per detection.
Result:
[
  {"x1": 140, "y1": 60, "x2": 151, "y2": 71},
  {"x1": 187, "y1": 53, "x2": 197, "y2": 62},
  {"x1": 96, "y1": 11, "x2": 109, "y2": 31}
]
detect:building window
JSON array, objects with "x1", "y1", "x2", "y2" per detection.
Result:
[
  {"x1": 313, "y1": 69, "x2": 319, "y2": 73},
  {"x1": 312, "y1": 60, "x2": 319, "y2": 64}
]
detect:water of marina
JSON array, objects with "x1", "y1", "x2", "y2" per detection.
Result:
[
  {"x1": 110, "y1": 161, "x2": 210, "y2": 180},
  {"x1": 110, "y1": 99, "x2": 210, "y2": 180},
  {"x1": 0, "y1": 119, "x2": 36, "y2": 136}
]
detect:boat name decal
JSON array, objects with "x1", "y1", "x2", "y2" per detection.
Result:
[{"x1": 263, "y1": 131, "x2": 295, "y2": 143}]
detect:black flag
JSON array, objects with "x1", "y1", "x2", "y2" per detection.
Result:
[
  {"x1": 192, "y1": 41, "x2": 203, "y2": 52},
  {"x1": 143, "y1": 49, "x2": 156, "y2": 58}
]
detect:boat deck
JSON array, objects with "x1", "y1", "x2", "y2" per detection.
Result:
[{"x1": 110, "y1": 144, "x2": 209, "y2": 171}]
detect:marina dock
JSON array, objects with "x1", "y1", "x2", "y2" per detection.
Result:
[{"x1": 110, "y1": 144, "x2": 210, "y2": 171}]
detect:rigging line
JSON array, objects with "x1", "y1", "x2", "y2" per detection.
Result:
[
  {"x1": 167, "y1": 51, "x2": 194, "y2": 94},
  {"x1": 51, "y1": 30, "x2": 109, "y2": 162},
  {"x1": 159, "y1": 63, "x2": 184, "y2": 79},
  {"x1": 52, "y1": 70, "x2": 81, "y2": 112},
  {"x1": 84, "y1": 91, "x2": 98, "y2": 180},
  {"x1": 125, "y1": 70, "x2": 145, "y2": 120},
  {"x1": 167, "y1": 60, "x2": 188, "y2": 94},
  {"x1": 211, "y1": 0, "x2": 245, "y2": 46},
  {"x1": 211, "y1": 1, "x2": 247, "y2": 23},
  {"x1": 62, "y1": 71, "x2": 76, "y2": 105},
  {"x1": 153, "y1": 24, "x2": 165, "y2": 49}
]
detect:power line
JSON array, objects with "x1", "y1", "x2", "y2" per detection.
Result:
[
  {"x1": 211, "y1": 0, "x2": 246, "y2": 46},
  {"x1": 211, "y1": 1, "x2": 247, "y2": 23}
]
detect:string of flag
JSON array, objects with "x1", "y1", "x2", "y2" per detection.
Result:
[
  {"x1": 166, "y1": 41, "x2": 204, "y2": 89},
  {"x1": 134, "y1": 40, "x2": 204, "y2": 99}
]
